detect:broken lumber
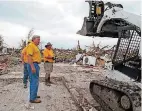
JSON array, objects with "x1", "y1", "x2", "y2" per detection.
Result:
[{"x1": 61, "y1": 76, "x2": 84, "y2": 111}]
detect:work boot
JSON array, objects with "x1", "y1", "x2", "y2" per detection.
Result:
[
  {"x1": 45, "y1": 79, "x2": 51, "y2": 86},
  {"x1": 47, "y1": 77, "x2": 53, "y2": 84},
  {"x1": 45, "y1": 79, "x2": 48, "y2": 85},
  {"x1": 30, "y1": 99, "x2": 41, "y2": 103},
  {"x1": 24, "y1": 84, "x2": 27, "y2": 88}
]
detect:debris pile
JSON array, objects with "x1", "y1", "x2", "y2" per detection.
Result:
[
  {"x1": 0, "y1": 54, "x2": 9, "y2": 75},
  {"x1": 86, "y1": 43, "x2": 114, "y2": 59},
  {"x1": 75, "y1": 43, "x2": 115, "y2": 68},
  {"x1": 52, "y1": 41, "x2": 115, "y2": 70},
  {"x1": 61, "y1": 77, "x2": 99, "y2": 111},
  {"x1": 0, "y1": 54, "x2": 21, "y2": 75},
  {"x1": 54, "y1": 48, "x2": 77, "y2": 63}
]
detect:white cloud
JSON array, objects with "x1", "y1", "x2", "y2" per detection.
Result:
[
  {"x1": 0, "y1": 21, "x2": 29, "y2": 47},
  {"x1": 0, "y1": 0, "x2": 140, "y2": 49},
  {"x1": 0, "y1": 21, "x2": 28, "y2": 37},
  {"x1": 0, "y1": 20, "x2": 117, "y2": 49}
]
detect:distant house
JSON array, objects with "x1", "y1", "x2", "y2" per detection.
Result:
[
  {"x1": 2, "y1": 47, "x2": 8, "y2": 54},
  {"x1": 7, "y1": 48, "x2": 14, "y2": 54}
]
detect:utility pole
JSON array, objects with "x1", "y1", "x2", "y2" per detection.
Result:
[
  {"x1": 77, "y1": 40, "x2": 82, "y2": 54},
  {"x1": 77, "y1": 40, "x2": 81, "y2": 50}
]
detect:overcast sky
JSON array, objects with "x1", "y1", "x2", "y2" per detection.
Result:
[{"x1": 0, "y1": 0, "x2": 141, "y2": 49}]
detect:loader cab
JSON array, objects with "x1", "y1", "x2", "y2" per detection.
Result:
[
  {"x1": 77, "y1": 1, "x2": 128, "y2": 37},
  {"x1": 87, "y1": 1, "x2": 104, "y2": 19},
  {"x1": 77, "y1": 1, "x2": 104, "y2": 36},
  {"x1": 112, "y1": 26, "x2": 141, "y2": 82}
]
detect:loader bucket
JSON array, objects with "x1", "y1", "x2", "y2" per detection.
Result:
[{"x1": 77, "y1": 17, "x2": 95, "y2": 36}]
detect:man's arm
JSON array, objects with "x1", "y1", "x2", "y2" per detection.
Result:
[
  {"x1": 46, "y1": 56, "x2": 53, "y2": 59},
  {"x1": 44, "y1": 52, "x2": 53, "y2": 59},
  {"x1": 28, "y1": 55, "x2": 36, "y2": 73},
  {"x1": 27, "y1": 45, "x2": 36, "y2": 73},
  {"x1": 45, "y1": 50, "x2": 55, "y2": 59}
]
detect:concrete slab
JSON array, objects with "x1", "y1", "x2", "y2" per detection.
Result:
[
  {"x1": 0, "y1": 63, "x2": 102, "y2": 111},
  {"x1": 0, "y1": 81, "x2": 77, "y2": 111}
]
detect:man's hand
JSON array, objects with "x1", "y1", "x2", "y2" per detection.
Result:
[
  {"x1": 27, "y1": 55, "x2": 36, "y2": 74},
  {"x1": 46, "y1": 56, "x2": 53, "y2": 59},
  {"x1": 52, "y1": 57, "x2": 55, "y2": 60},
  {"x1": 22, "y1": 61, "x2": 24, "y2": 65},
  {"x1": 21, "y1": 61, "x2": 24, "y2": 66},
  {"x1": 31, "y1": 66, "x2": 36, "y2": 74}
]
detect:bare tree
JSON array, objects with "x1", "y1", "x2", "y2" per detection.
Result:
[
  {"x1": 19, "y1": 28, "x2": 34, "y2": 49},
  {"x1": 19, "y1": 39, "x2": 26, "y2": 49},
  {"x1": 27, "y1": 28, "x2": 34, "y2": 40},
  {"x1": 0, "y1": 35, "x2": 4, "y2": 52}
]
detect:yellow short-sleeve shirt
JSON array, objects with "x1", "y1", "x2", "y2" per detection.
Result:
[
  {"x1": 26, "y1": 42, "x2": 41, "y2": 63},
  {"x1": 21, "y1": 46, "x2": 28, "y2": 63},
  {"x1": 43, "y1": 48, "x2": 54, "y2": 63}
]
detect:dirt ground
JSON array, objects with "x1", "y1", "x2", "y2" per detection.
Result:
[{"x1": 0, "y1": 63, "x2": 104, "y2": 111}]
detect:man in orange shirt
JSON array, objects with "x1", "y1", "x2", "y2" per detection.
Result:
[
  {"x1": 43, "y1": 42, "x2": 55, "y2": 86},
  {"x1": 21, "y1": 40, "x2": 31, "y2": 88},
  {"x1": 27, "y1": 35, "x2": 41, "y2": 103}
]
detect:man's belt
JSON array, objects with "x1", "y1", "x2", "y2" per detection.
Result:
[
  {"x1": 33, "y1": 62, "x2": 40, "y2": 64},
  {"x1": 45, "y1": 61, "x2": 52, "y2": 63},
  {"x1": 45, "y1": 61, "x2": 50, "y2": 63}
]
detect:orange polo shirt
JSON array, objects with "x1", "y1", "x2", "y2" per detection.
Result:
[
  {"x1": 43, "y1": 48, "x2": 54, "y2": 63},
  {"x1": 26, "y1": 42, "x2": 41, "y2": 63},
  {"x1": 21, "y1": 46, "x2": 28, "y2": 63}
]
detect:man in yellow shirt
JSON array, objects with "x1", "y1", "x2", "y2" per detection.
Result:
[
  {"x1": 26, "y1": 35, "x2": 41, "y2": 103},
  {"x1": 21, "y1": 40, "x2": 31, "y2": 88},
  {"x1": 43, "y1": 42, "x2": 55, "y2": 86}
]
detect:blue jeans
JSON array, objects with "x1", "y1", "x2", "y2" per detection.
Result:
[
  {"x1": 27, "y1": 63, "x2": 40, "y2": 101},
  {"x1": 23, "y1": 63, "x2": 28, "y2": 85}
]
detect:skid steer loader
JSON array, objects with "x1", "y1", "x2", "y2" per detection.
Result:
[{"x1": 77, "y1": 1, "x2": 141, "y2": 111}]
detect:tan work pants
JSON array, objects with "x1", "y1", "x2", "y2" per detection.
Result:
[{"x1": 44, "y1": 62, "x2": 53, "y2": 80}]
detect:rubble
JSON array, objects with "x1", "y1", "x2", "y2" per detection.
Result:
[
  {"x1": 72, "y1": 42, "x2": 116, "y2": 71},
  {"x1": 0, "y1": 38, "x2": 115, "y2": 111},
  {"x1": 0, "y1": 63, "x2": 104, "y2": 111},
  {"x1": 0, "y1": 55, "x2": 9, "y2": 75},
  {"x1": 85, "y1": 43, "x2": 115, "y2": 67},
  {"x1": 0, "y1": 54, "x2": 21, "y2": 75},
  {"x1": 49, "y1": 41, "x2": 114, "y2": 69},
  {"x1": 61, "y1": 76, "x2": 84, "y2": 111},
  {"x1": 54, "y1": 48, "x2": 77, "y2": 63}
]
